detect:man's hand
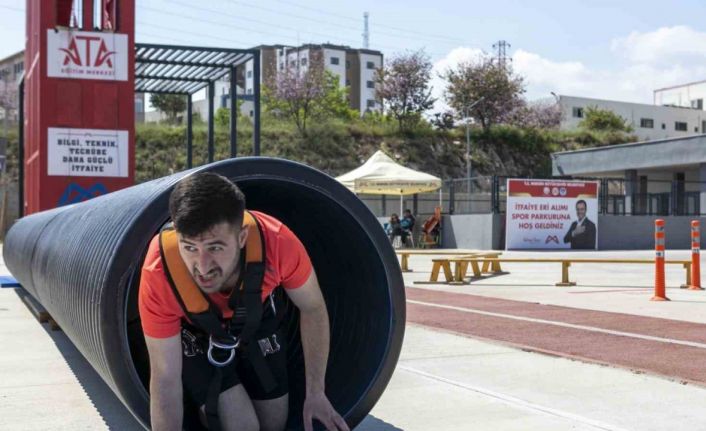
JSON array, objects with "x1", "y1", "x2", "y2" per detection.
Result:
[
  {"x1": 144, "y1": 333, "x2": 184, "y2": 431},
  {"x1": 286, "y1": 270, "x2": 349, "y2": 431},
  {"x1": 303, "y1": 391, "x2": 349, "y2": 431},
  {"x1": 572, "y1": 224, "x2": 585, "y2": 237}
]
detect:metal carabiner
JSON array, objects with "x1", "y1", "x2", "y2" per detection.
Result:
[
  {"x1": 207, "y1": 335, "x2": 240, "y2": 367},
  {"x1": 269, "y1": 291, "x2": 277, "y2": 315}
]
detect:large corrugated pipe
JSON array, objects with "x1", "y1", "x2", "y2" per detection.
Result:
[{"x1": 4, "y1": 157, "x2": 405, "y2": 430}]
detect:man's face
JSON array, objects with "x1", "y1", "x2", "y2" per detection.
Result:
[
  {"x1": 177, "y1": 222, "x2": 248, "y2": 294},
  {"x1": 576, "y1": 202, "x2": 587, "y2": 220}
]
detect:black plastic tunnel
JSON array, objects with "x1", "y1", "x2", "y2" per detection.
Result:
[{"x1": 4, "y1": 157, "x2": 406, "y2": 430}]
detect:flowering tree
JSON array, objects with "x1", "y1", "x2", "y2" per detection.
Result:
[
  {"x1": 509, "y1": 99, "x2": 563, "y2": 129},
  {"x1": 0, "y1": 79, "x2": 18, "y2": 128},
  {"x1": 265, "y1": 55, "x2": 351, "y2": 136},
  {"x1": 443, "y1": 56, "x2": 525, "y2": 130},
  {"x1": 375, "y1": 50, "x2": 435, "y2": 132}
]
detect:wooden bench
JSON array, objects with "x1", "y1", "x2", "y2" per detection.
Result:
[
  {"x1": 413, "y1": 252, "x2": 504, "y2": 284},
  {"x1": 395, "y1": 249, "x2": 483, "y2": 272},
  {"x1": 457, "y1": 258, "x2": 693, "y2": 287}
]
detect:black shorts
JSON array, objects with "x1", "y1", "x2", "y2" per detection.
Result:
[{"x1": 181, "y1": 327, "x2": 289, "y2": 406}]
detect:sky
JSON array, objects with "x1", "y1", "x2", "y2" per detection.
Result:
[{"x1": 2, "y1": 0, "x2": 706, "y2": 109}]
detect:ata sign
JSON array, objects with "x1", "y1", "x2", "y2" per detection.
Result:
[
  {"x1": 47, "y1": 29, "x2": 128, "y2": 81},
  {"x1": 47, "y1": 127, "x2": 129, "y2": 177}
]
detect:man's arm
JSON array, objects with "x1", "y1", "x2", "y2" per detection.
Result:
[
  {"x1": 564, "y1": 222, "x2": 576, "y2": 244},
  {"x1": 145, "y1": 334, "x2": 184, "y2": 431},
  {"x1": 285, "y1": 270, "x2": 349, "y2": 431}
]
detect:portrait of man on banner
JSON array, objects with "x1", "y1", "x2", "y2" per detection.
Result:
[{"x1": 563, "y1": 199, "x2": 596, "y2": 249}]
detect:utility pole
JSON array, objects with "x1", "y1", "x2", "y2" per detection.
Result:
[
  {"x1": 465, "y1": 96, "x2": 485, "y2": 210},
  {"x1": 363, "y1": 12, "x2": 370, "y2": 49}
]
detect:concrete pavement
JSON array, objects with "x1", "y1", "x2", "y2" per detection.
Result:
[{"x1": 4, "y1": 249, "x2": 706, "y2": 429}]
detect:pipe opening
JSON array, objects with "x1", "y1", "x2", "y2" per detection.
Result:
[{"x1": 125, "y1": 175, "x2": 396, "y2": 429}]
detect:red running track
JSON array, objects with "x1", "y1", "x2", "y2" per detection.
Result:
[{"x1": 406, "y1": 287, "x2": 706, "y2": 385}]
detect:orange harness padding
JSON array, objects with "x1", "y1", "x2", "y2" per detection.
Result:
[
  {"x1": 159, "y1": 211, "x2": 264, "y2": 314},
  {"x1": 158, "y1": 211, "x2": 276, "y2": 431}
]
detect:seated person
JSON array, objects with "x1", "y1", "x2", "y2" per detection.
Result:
[
  {"x1": 400, "y1": 209, "x2": 416, "y2": 246},
  {"x1": 421, "y1": 207, "x2": 442, "y2": 246},
  {"x1": 386, "y1": 213, "x2": 402, "y2": 244}
]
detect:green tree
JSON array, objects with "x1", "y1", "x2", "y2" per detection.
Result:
[
  {"x1": 214, "y1": 99, "x2": 244, "y2": 129},
  {"x1": 443, "y1": 56, "x2": 525, "y2": 131},
  {"x1": 149, "y1": 93, "x2": 187, "y2": 124},
  {"x1": 579, "y1": 106, "x2": 633, "y2": 132}
]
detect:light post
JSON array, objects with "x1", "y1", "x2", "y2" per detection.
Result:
[{"x1": 464, "y1": 96, "x2": 484, "y2": 210}]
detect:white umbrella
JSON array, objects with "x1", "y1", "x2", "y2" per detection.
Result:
[{"x1": 336, "y1": 150, "x2": 442, "y2": 213}]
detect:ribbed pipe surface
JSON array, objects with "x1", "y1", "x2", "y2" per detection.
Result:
[{"x1": 4, "y1": 157, "x2": 405, "y2": 430}]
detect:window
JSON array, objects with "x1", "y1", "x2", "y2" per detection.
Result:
[
  {"x1": 330, "y1": 56, "x2": 340, "y2": 65},
  {"x1": 366, "y1": 61, "x2": 375, "y2": 69},
  {"x1": 13, "y1": 62, "x2": 23, "y2": 74},
  {"x1": 662, "y1": 123, "x2": 666, "y2": 129},
  {"x1": 572, "y1": 107, "x2": 583, "y2": 118},
  {"x1": 366, "y1": 99, "x2": 376, "y2": 108},
  {"x1": 675, "y1": 121, "x2": 688, "y2": 131},
  {"x1": 290, "y1": 60, "x2": 297, "y2": 67},
  {"x1": 345, "y1": 79, "x2": 350, "y2": 86},
  {"x1": 640, "y1": 118, "x2": 654, "y2": 128},
  {"x1": 346, "y1": 60, "x2": 350, "y2": 68},
  {"x1": 696, "y1": 127, "x2": 700, "y2": 132},
  {"x1": 247, "y1": 88, "x2": 253, "y2": 95},
  {"x1": 247, "y1": 70, "x2": 252, "y2": 78},
  {"x1": 249, "y1": 110, "x2": 254, "y2": 117},
  {"x1": 301, "y1": 58, "x2": 307, "y2": 66},
  {"x1": 692, "y1": 99, "x2": 703, "y2": 110},
  {"x1": 366, "y1": 80, "x2": 374, "y2": 89}
]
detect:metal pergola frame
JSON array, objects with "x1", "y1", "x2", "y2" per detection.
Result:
[
  {"x1": 17, "y1": 43, "x2": 262, "y2": 217},
  {"x1": 135, "y1": 43, "x2": 261, "y2": 165}
]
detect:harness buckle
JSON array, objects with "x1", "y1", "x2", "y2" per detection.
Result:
[
  {"x1": 258, "y1": 333, "x2": 281, "y2": 356},
  {"x1": 207, "y1": 335, "x2": 240, "y2": 367}
]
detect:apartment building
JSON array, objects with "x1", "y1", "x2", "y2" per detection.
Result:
[
  {"x1": 558, "y1": 95, "x2": 705, "y2": 141},
  {"x1": 243, "y1": 43, "x2": 383, "y2": 116}
]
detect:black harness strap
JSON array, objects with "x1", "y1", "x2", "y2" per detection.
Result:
[{"x1": 159, "y1": 212, "x2": 281, "y2": 430}]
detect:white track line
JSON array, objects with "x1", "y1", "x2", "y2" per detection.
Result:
[
  {"x1": 408, "y1": 299, "x2": 706, "y2": 350},
  {"x1": 399, "y1": 365, "x2": 630, "y2": 431}
]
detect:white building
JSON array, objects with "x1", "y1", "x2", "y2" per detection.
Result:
[
  {"x1": 558, "y1": 95, "x2": 705, "y2": 141},
  {"x1": 242, "y1": 44, "x2": 383, "y2": 117}
]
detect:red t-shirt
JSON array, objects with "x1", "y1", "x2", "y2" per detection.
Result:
[{"x1": 139, "y1": 211, "x2": 313, "y2": 338}]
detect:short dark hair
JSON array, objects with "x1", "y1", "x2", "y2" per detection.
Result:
[
  {"x1": 169, "y1": 173, "x2": 246, "y2": 237},
  {"x1": 576, "y1": 199, "x2": 587, "y2": 208},
  {"x1": 403, "y1": 209, "x2": 412, "y2": 214}
]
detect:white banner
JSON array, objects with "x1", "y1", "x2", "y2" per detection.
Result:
[
  {"x1": 48, "y1": 128, "x2": 129, "y2": 177},
  {"x1": 47, "y1": 29, "x2": 128, "y2": 81},
  {"x1": 505, "y1": 179, "x2": 599, "y2": 250}
]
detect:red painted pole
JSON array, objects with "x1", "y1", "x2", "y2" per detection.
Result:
[
  {"x1": 652, "y1": 219, "x2": 669, "y2": 301},
  {"x1": 688, "y1": 220, "x2": 703, "y2": 290}
]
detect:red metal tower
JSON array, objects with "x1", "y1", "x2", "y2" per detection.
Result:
[{"x1": 24, "y1": 0, "x2": 135, "y2": 214}]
